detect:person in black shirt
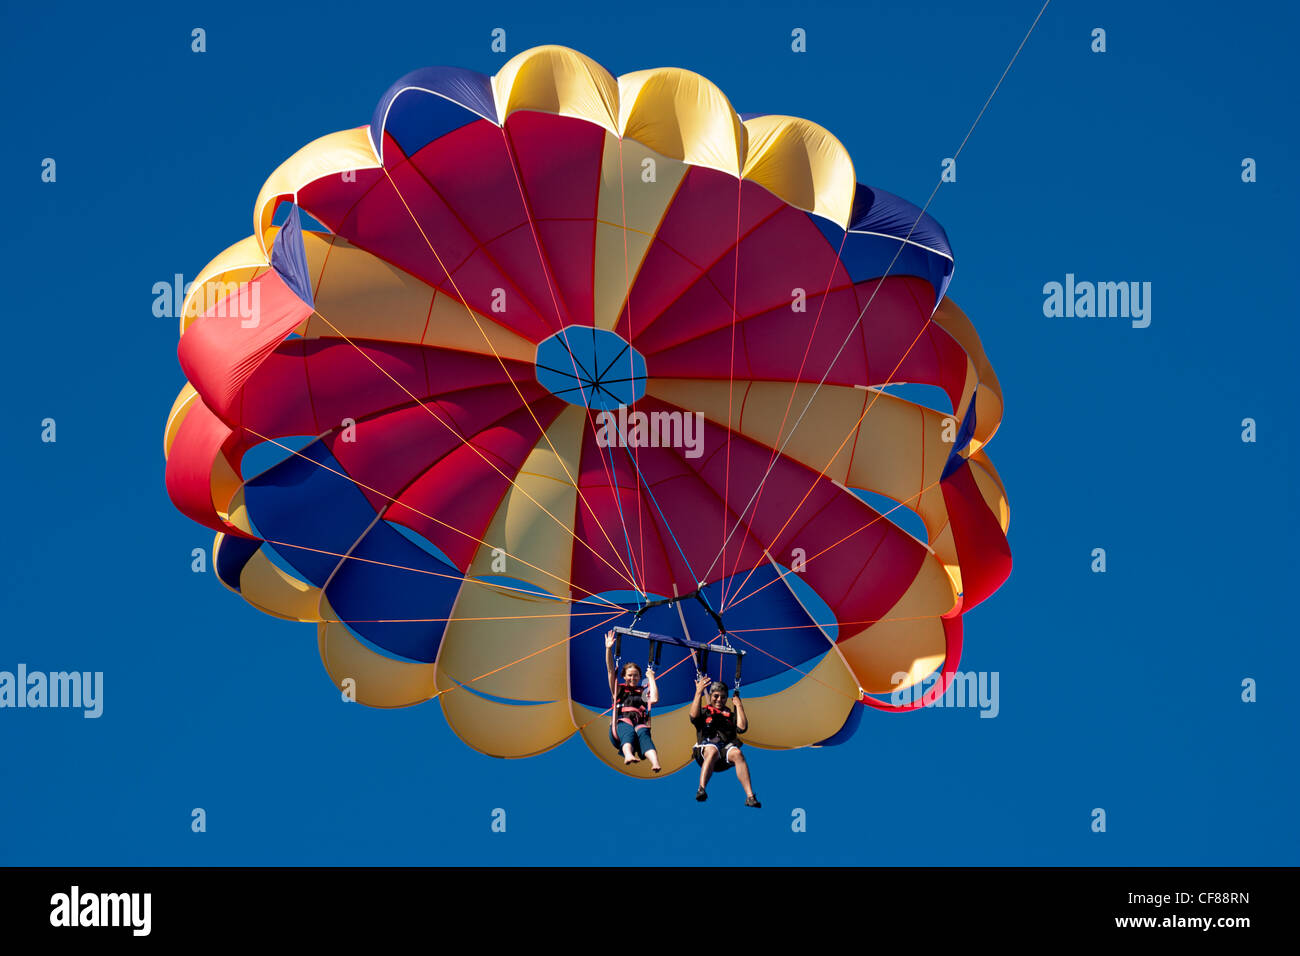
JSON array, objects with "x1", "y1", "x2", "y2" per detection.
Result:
[
  {"x1": 689, "y1": 675, "x2": 760, "y2": 807},
  {"x1": 605, "y1": 631, "x2": 661, "y2": 771}
]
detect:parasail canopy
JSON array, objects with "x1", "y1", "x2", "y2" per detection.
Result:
[{"x1": 163, "y1": 45, "x2": 1012, "y2": 777}]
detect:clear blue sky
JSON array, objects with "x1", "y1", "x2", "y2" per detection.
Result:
[{"x1": 2, "y1": 0, "x2": 1296, "y2": 865}]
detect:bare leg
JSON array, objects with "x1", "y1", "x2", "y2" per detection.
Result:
[
  {"x1": 636, "y1": 728, "x2": 660, "y2": 772},
  {"x1": 698, "y1": 746, "x2": 719, "y2": 790},
  {"x1": 616, "y1": 723, "x2": 641, "y2": 764},
  {"x1": 729, "y1": 750, "x2": 755, "y2": 799}
]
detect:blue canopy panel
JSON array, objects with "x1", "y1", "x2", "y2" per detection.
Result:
[
  {"x1": 535, "y1": 326, "x2": 647, "y2": 410},
  {"x1": 941, "y1": 386, "x2": 979, "y2": 481},
  {"x1": 849, "y1": 185, "x2": 951, "y2": 260},
  {"x1": 214, "y1": 533, "x2": 261, "y2": 592},
  {"x1": 242, "y1": 439, "x2": 388, "y2": 587},
  {"x1": 243, "y1": 440, "x2": 461, "y2": 662},
  {"x1": 810, "y1": 220, "x2": 953, "y2": 313},
  {"x1": 803, "y1": 184, "x2": 954, "y2": 307},
  {"x1": 370, "y1": 66, "x2": 497, "y2": 161},
  {"x1": 270, "y1": 205, "x2": 315, "y2": 308},
  {"x1": 320, "y1": 519, "x2": 460, "y2": 664},
  {"x1": 568, "y1": 565, "x2": 832, "y2": 711}
]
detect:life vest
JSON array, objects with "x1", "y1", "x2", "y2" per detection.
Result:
[
  {"x1": 697, "y1": 704, "x2": 736, "y2": 742},
  {"x1": 616, "y1": 682, "x2": 650, "y2": 726}
]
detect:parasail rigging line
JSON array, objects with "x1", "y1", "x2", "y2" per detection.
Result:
[
  {"x1": 725, "y1": 631, "x2": 862, "y2": 704},
  {"x1": 613, "y1": 440, "x2": 705, "y2": 598},
  {"x1": 718, "y1": 228, "x2": 849, "y2": 603},
  {"x1": 254, "y1": 534, "x2": 623, "y2": 612},
  {"x1": 723, "y1": 471, "x2": 948, "y2": 616},
  {"x1": 242, "y1": 427, "x2": 627, "y2": 610},
  {"x1": 296, "y1": 261, "x2": 641, "y2": 596},
  {"x1": 728, "y1": 611, "x2": 944, "y2": 635},
  {"x1": 617, "y1": 139, "x2": 650, "y2": 609},
  {"x1": 708, "y1": 2, "x2": 1049, "y2": 606},
  {"x1": 718, "y1": 174, "x2": 744, "y2": 609},
  {"x1": 717, "y1": 280, "x2": 938, "y2": 613},
  {"x1": 378, "y1": 164, "x2": 646, "y2": 597},
  {"x1": 494, "y1": 129, "x2": 649, "y2": 597},
  {"x1": 430, "y1": 606, "x2": 625, "y2": 701}
]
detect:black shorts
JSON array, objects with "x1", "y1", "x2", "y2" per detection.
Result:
[{"x1": 693, "y1": 739, "x2": 740, "y2": 770}]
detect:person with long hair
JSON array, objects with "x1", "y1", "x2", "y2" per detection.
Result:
[{"x1": 605, "y1": 631, "x2": 661, "y2": 771}]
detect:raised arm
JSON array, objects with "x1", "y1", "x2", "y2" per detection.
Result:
[
  {"x1": 732, "y1": 693, "x2": 747, "y2": 733},
  {"x1": 605, "y1": 631, "x2": 617, "y2": 698},
  {"x1": 689, "y1": 675, "x2": 710, "y2": 719},
  {"x1": 645, "y1": 667, "x2": 659, "y2": 706}
]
